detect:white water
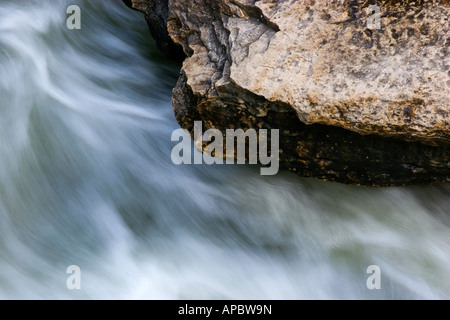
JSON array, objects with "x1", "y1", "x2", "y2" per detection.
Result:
[{"x1": 0, "y1": 0, "x2": 448, "y2": 299}]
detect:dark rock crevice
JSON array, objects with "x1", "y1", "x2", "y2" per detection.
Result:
[{"x1": 123, "y1": 0, "x2": 185, "y2": 61}]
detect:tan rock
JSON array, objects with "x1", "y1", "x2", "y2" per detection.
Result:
[
  {"x1": 174, "y1": 0, "x2": 449, "y2": 145},
  {"x1": 126, "y1": 0, "x2": 450, "y2": 185}
]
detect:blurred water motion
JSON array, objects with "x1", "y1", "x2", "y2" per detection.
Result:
[{"x1": 0, "y1": 0, "x2": 448, "y2": 299}]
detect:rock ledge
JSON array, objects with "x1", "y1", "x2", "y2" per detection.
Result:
[{"x1": 125, "y1": 0, "x2": 450, "y2": 186}]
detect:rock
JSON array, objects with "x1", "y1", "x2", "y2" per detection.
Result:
[
  {"x1": 126, "y1": 0, "x2": 450, "y2": 186},
  {"x1": 122, "y1": 0, "x2": 185, "y2": 61}
]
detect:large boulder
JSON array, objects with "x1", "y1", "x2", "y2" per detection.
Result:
[{"x1": 125, "y1": 0, "x2": 450, "y2": 186}]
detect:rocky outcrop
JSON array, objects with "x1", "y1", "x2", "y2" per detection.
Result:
[
  {"x1": 123, "y1": 0, "x2": 185, "y2": 61},
  {"x1": 125, "y1": 0, "x2": 450, "y2": 186}
]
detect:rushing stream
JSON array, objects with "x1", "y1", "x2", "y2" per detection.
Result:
[{"x1": 0, "y1": 0, "x2": 448, "y2": 299}]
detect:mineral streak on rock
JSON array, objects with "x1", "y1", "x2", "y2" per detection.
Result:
[{"x1": 125, "y1": 0, "x2": 450, "y2": 186}]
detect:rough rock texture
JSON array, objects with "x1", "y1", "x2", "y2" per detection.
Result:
[{"x1": 126, "y1": 0, "x2": 450, "y2": 186}]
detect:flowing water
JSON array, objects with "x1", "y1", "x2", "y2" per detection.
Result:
[{"x1": 0, "y1": 0, "x2": 448, "y2": 299}]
